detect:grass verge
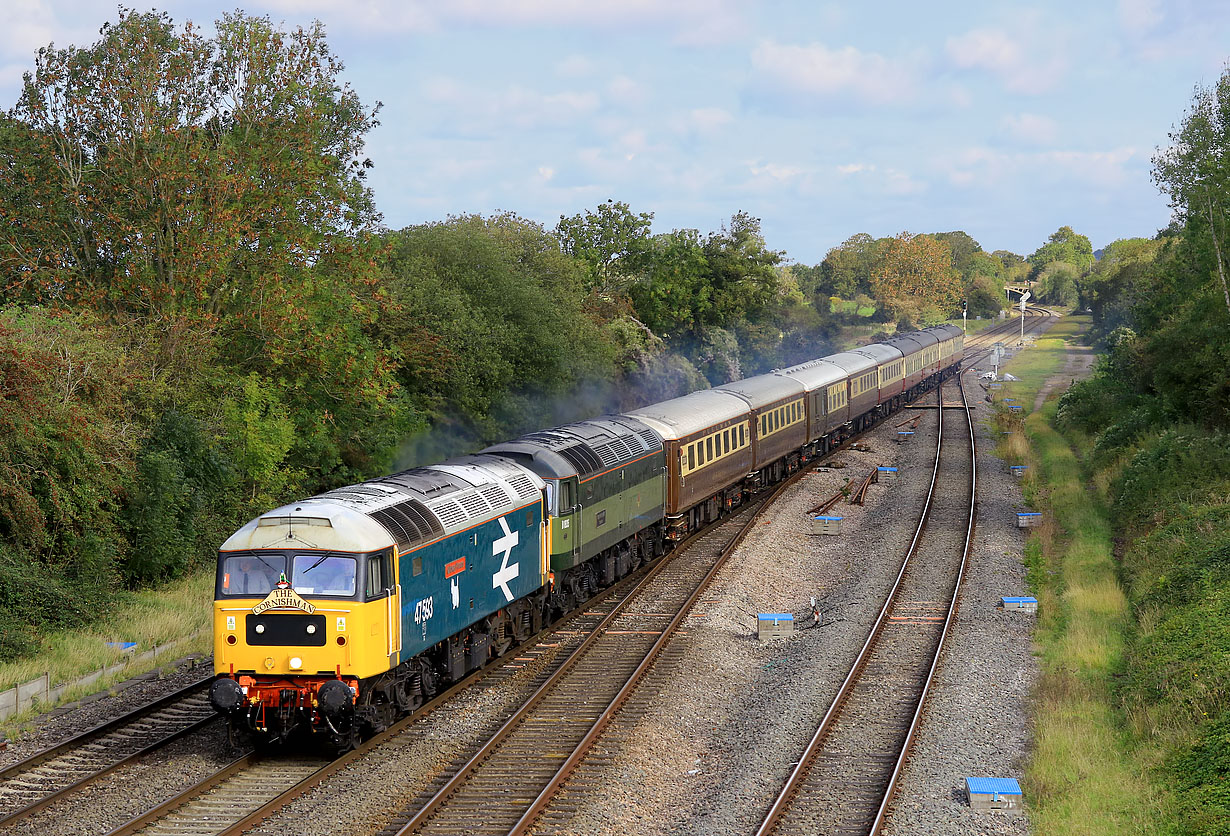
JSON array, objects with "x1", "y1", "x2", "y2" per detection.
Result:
[
  {"x1": 994, "y1": 315, "x2": 1166, "y2": 834},
  {"x1": 0, "y1": 570, "x2": 213, "y2": 733}
]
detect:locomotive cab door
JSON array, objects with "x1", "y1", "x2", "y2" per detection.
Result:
[{"x1": 365, "y1": 548, "x2": 398, "y2": 666}]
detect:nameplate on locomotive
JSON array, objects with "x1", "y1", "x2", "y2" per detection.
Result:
[{"x1": 252, "y1": 587, "x2": 316, "y2": 615}]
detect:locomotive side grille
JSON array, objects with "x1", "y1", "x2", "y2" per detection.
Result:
[
  {"x1": 399, "y1": 499, "x2": 444, "y2": 538},
  {"x1": 458, "y1": 491, "x2": 490, "y2": 518},
  {"x1": 368, "y1": 499, "x2": 443, "y2": 552},
  {"x1": 594, "y1": 443, "x2": 620, "y2": 467},
  {"x1": 368, "y1": 507, "x2": 413, "y2": 551},
  {"x1": 480, "y1": 484, "x2": 511, "y2": 509},
  {"x1": 429, "y1": 500, "x2": 467, "y2": 529},
  {"x1": 609, "y1": 436, "x2": 634, "y2": 460},
  {"x1": 506, "y1": 473, "x2": 538, "y2": 501}
]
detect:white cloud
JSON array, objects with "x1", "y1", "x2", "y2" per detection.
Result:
[
  {"x1": 945, "y1": 27, "x2": 1067, "y2": 94},
  {"x1": 682, "y1": 107, "x2": 734, "y2": 134},
  {"x1": 606, "y1": 75, "x2": 643, "y2": 106},
  {"x1": 750, "y1": 39, "x2": 916, "y2": 105},
  {"x1": 1002, "y1": 113, "x2": 1059, "y2": 146},
  {"x1": 421, "y1": 76, "x2": 599, "y2": 132},
  {"x1": 555, "y1": 54, "x2": 594, "y2": 78},
  {"x1": 1118, "y1": 0, "x2": 1164, "y2": 33},
  {"x1": 942, "y1": 145, "x2": 1137, "y2": 189},
  {"x1": 537, "y1": 166, "x2": 555, "y2": 181},
  {"x1": 258, "y1": 0, "x2": 746, "y2": 43},
  {"x1": 837, "y1": 162, "x2": 874, "y2": 175},
  {"x1": 749, "y1": 162, "x2": 806, "y2": 182}
]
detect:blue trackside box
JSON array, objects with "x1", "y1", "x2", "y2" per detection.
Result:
[
  {"x1": 757, "y1": 613, "x2": 794, "y2": 640},
  {"x1": 811, "y1": 515, "x2": 843, "y2": 535},
  {"x1": 1001, "y1": 596, "x2": 1038, "y2": 612},
  {"x1": 966, "y1": 777, "x2": 1023, "y2": 810},
  {"x1": 1017, "y1": 511, "x2": 1042, "y2": 528}
]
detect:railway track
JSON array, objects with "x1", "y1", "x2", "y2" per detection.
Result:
[
  {"x1": 754, "y1": 376, "x2": 976, "y2": 836},
  {"x1": 100, "y1": 583, "x2": 645, "y2": 836},
  {"x1": 0, "y1": 674, "x2": 216, "y2": 829},
  {"x1": 380, "y1": 484, "x2": 796, "y2": 836},
  {"x1": 961, "y1": 306, "x2": 1055, "y2": 368}
]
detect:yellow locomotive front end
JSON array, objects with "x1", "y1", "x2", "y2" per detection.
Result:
[{"x1": 209, "y1": 507, "x2": 402, "y2": 750}]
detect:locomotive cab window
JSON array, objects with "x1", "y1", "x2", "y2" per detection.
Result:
[
  {"x1": 291, "y1": 554, "x2": 357, "y2": 597},
  {"x1": 366, "y1": 549, "x2": 390, "y2": 600},
  {"x1": 220, "y1": 553, "x2": 285, "y2": 597}
]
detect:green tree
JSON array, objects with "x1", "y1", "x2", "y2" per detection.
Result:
[
  {"x1": 1029, "y1": 225, "x2": 1095, "y2": 275},
  {"x1": 555, "y1": 199, "x2": 654, "y2": 292},
  {"x1": 1153, "y1": 69, "x2": 1230, "y2": 315},
  {"x1": 1036, "y1": 262, "x2": 1080, "y2": 306},
  {"x1": 819, "y1": 232, "x2": 882, "y2": 300},
  {"x1": 702, "y1": 211, "x2": 785, "y2": 326}
]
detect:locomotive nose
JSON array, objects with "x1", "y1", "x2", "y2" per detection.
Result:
[
  {"x1": 209, "y1": 677, "x2": 245, "y2": 713},
  {"x1": 316, "y1": 679, "x2": 353, "y2": 717}
]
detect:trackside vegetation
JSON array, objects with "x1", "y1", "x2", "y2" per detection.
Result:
[
  {"x1": 0, "y1": 8, "x2": 1050, "y2": 678},
  {"x1": 991, "y1": 318, "x2": 1162, "y2": 834},
  {"x1": 988, "y1": 65, "x2": 1230, "y2": 834}
]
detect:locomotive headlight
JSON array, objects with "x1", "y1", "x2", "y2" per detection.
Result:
[
  {"x1": 255, "y1": 623, "x2": 265, "y2": 634},
  {"x1": 306, "y1": 624, "x2": 316, "y2": 634},
  {"x1": 289, "y1": 656, "x2": 303, "y2": 670}
]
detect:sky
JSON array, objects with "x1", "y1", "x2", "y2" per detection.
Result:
[{"x1": 3, "y1": 1, "x2": 1229, "y2": 265}]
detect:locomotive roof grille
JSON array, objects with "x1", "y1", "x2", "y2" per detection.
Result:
[
  {"x1": 368, "y1": 499, "x2": 443, "y2": 552},
  {"x1": 555, "y1": 444, "x2": 604, "y2": 476},
  {"x1": 458, "y1": 491, "x2": 489, "y2": 517},
  {"x1": 638, "y1": 429, "x2": 661, "y2": 449}
]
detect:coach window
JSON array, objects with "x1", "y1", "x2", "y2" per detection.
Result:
[{"x1": 707, "y1": 436, "x2": 715, "y2": 460}]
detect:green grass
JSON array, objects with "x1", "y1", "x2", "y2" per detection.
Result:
[
  {"x1": 995, "y1": 318, "x2": 1167, "y2": 834},
  {"x1": 0, "y1": 570, "x2": 213, "y2": 728}
]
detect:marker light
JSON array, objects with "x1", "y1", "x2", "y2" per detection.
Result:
[
  {"x1": 255, "y1": 624, "x2": 265, "y2": 634},
  {"x1": 289, "y1": 657, "x2": 303, "y2": 670},
  {"x1": 226, "y1": 635, "x2": 237, "y2": 645},
  {"x1": 306, "y1": 624, "x2": 316, "y2": 634}
]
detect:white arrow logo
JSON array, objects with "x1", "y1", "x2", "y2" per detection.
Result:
[
  {"x1": 451, "y1": 577, "x2": 459, "y2": 609},
  {"x1": 492, "y1": 516, "x2": 519, "y2": 602}
]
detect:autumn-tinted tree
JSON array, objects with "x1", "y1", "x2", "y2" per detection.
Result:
[{"x1": 870, "y1": 232, "x2": 962, "y2": 325}]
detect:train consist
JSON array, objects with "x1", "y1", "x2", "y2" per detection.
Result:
[{"x1": 209, "y1": 325, "x2": 964, "y2": 749}]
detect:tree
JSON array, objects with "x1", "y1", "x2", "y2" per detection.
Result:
[
  {"x1": 702, "y1": 211, "x2": 785, "y2": 327},
  {"x1": 0, "y1": 10, "x2": 407, "y2": 494},
  {"x1": 932, "y1": 230, "x2": 983, "y2": 275},
  {"x1": 1029, "y1": 226, "x2": 1094, "y2": 275},
  {"x1": 819, "y1": 232, "x2": 882, "y2": 299},
  {"x1": 1036, "y1": 262, "x2": 1080, "y2": 306},
  {"x1": 555, "y1": 200, "x2": 653, "y2": 292},
  {"x1": 1153, "y1": 70, "x2": 1230, "y2": 315},
  {"x1": 2, "y1": 10, "x2": 382, "y2": 320},
  {"x1": 870, "y1": 232, "x2": 963, "y2": 324}
]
